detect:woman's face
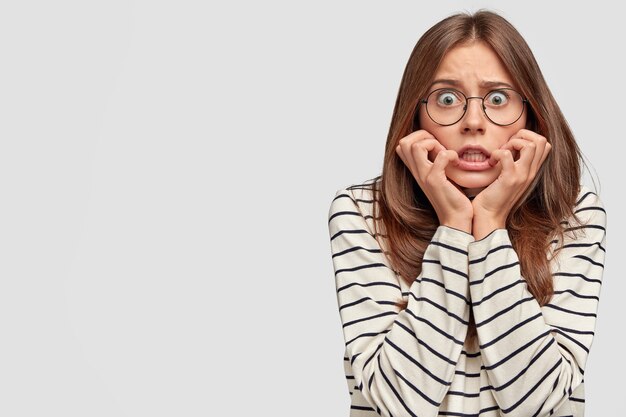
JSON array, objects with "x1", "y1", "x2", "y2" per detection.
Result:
[{"x1": 418, "y1": 41, "x2": 527, "y2": 197}]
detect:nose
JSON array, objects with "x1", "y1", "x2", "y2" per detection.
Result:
[{"x1": 460, "y1": 97, "x2": 486, "y2": 134}]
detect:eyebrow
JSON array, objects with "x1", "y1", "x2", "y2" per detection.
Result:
[{"x1": 429, "y1": 78, "x2": 515, "y2": 89}]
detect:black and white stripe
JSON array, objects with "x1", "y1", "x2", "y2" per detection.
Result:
[{"x1": 328, "y1": 179, "x2": 605, "y2": 417}]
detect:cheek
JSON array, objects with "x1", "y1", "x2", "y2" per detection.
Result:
[
  {"x1": 513, "y1": 113, "x2": 528, "y2": 134},
  {"x1": 418, "y1": 109, "x2": 455, "y2": 148},
  {"x1": 496, "y1": 118, "x2": 527, "y2": 148},
  {"x1": 417, "y1": 107, "x2": 433, "y2": 131}
]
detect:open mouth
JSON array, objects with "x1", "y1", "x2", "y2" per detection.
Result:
[
  {"x1": 455, "y1": 148, "x2": 492, "y2": 171},
  {"x1": 460, "y1": 150, "x2": 489, "y2": 162}
]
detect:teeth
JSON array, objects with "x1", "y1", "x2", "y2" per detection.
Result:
[{"x1": 461, "y1": 151, "x2": 487, "y2": 162}]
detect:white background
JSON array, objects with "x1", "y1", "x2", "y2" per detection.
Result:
[{"x1": 0, "y1": 1, "x2": 621, "y2": 416}]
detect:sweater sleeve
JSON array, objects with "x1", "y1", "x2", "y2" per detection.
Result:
[
  {"x1": 328, "y1": 187, "x2": 475, "y2": 417},
  {"x1": 467, "y1": 188, "x2": 606, "y2": 417}
]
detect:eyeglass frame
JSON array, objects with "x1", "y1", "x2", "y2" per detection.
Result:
[{"x1": 415, "y1": 87, "x2": 529, "y2": 127}]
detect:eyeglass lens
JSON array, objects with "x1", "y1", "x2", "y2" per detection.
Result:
[{"x1": 425, "y1": 88, "x2": 525, "y2": 126}]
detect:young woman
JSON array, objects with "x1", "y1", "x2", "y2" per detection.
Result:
[{"x1": 327, "y1": 10, "x2": 606, "y2": 417}]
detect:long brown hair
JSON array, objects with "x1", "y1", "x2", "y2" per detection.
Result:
[{"x1": 370, "y1": 10, "x2": 586, "y2": 349}]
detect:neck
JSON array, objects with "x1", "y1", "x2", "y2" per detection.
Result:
[{"x1": 462, "y1": 186, "x2": 485, "y2": 199}]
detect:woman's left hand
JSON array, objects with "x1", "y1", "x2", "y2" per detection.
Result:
[{"x1": 472, "y1": 129, "x2": 551, "y2": 239}]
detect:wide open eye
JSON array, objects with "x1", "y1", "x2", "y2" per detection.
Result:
[
  {"x1": 485, "y1": 90, "x2": 510, "y2": 106},
  {"x1": 435, "y1": 90, "x2": 463, "y2": 107}
]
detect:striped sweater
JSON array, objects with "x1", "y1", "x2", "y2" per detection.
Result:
[{"x1": 327, "y1": 177, "x2": 606, "y2": 417}]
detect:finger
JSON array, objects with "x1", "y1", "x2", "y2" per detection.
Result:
[
  {"x1": 510, "y1": 130, "x2": 549, "y2": 173},
  {"x1": 512, "y1": 128, "x2": 547, "y2": 143},
  {"x1": 397, "y1": 138, "x2": 421, "y2": 175},
  {"x1": 409, "y1": 139, "x2": 446, "y2": 179},
  {"x1": 516, "y1": 140, "x2": 537, "y2": 175},
  {"x1": 397, "y1": 135, "x2": 442, "y2": 180},
  {"x1": 426, "y1": 140, "x2": 447, "y2": 162},
  {"x1": 431, "y1": 150, "x2": 459, "y2": 178},
  {"x1": 527, "y1": 143, "x2": 551, "y2": 190},
  {"x1": 500, "y1": 138, "x2": 530, "y2": 151},
  {"x1": 489, "y1": 149, "x2": 515, "y2": 176},
  {"x1": 401, "y1": 129, "x2": 441, "y2": 149},
  {"x1": 414, "y1": 138, "x2": 446, "y2": 161},
  {"x1": 500, "y1": 138, "x2": 531, "y2": 160},
  {"x1": 539, "y1": 142, "x2": 552, "y2": 165},
  {"x1": 396, "y1": 144, "x2": 408, "y2": 167},
  {"x1": 501, "y1": 136, "x2": 544, "y2": 156}
]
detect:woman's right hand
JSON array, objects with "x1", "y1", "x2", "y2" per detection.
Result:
[{"x1": 395, "y1": 130, "x2": 473, "y2": 234}]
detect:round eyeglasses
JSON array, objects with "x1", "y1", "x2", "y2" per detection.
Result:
[{"x1": 418, "y1": 87, "x2": 528, "y2": 126}]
